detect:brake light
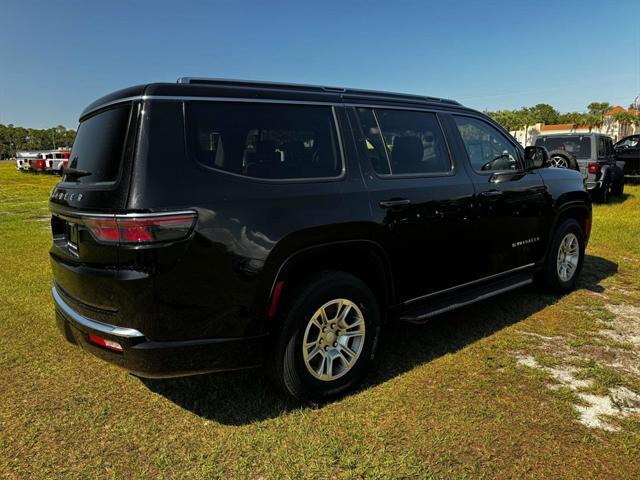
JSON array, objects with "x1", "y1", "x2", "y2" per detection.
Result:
[
  {"x1": 588, "y1": 162, "x2": 600, "y2": 174},
  {"x1": 83, "y1": 212, "x2": 197, "y2": 244},
  {"x1": 87, "y1": 334, "x2": 123, "y2": 352}
]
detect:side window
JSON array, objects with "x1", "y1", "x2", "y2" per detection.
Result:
[
  {"x1": 187, "y1": 102, "x2": 342, "y2": 180},
  {"x1": 356, "y1": 108, "x2": 451, "y2": 175},
  {"x1": 606, "y1": 138, "x2": 614, "y2": 156},
  {"x1": 597, "y1": 137, "x2": 607, "y2": 158},
  {"x1": 355, "y1": 108, "x2": 391, "y2": 175},
  {"x1": 453, "y1": 116, "x2": 520, "y2": 172}
]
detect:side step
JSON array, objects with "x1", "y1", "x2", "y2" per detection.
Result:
[{"x1": 399, "y1": 273, "x2": 533, "y2": 324}]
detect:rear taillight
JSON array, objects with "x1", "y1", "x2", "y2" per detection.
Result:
[
  {"x1": 588, "y1": 162, "x2": 600, "y2": 174},
  {"x1": 83, "y1": 211, "x2": 197, "y2": 245}
]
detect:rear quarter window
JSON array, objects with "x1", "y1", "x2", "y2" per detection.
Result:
[
  {"x1": 67, "y1": 105, "x2": 132, "y2": 183},
  {"x1": 186, "y1": 102, "x2": 343, "y2": 180}
]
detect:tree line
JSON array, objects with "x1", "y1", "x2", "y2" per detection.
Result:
[
  {"x1": 0, "y1": 124, "x2": 76, "y2": 159},
  {"x1": 485, "y1": 102, "x2": 640, "y2": 133}
]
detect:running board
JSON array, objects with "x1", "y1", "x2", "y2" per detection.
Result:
[{"x1": 399, "y1": 273, "x2": 533, "y2": 324}]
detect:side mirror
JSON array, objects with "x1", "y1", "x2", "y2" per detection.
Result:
[{"x1": 524, "y1": 146, "x2": 549, "y2": 170}]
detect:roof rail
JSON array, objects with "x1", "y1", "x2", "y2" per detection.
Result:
[{"x1": 175, "y1": 77, "x2": 461, "y2": 106}]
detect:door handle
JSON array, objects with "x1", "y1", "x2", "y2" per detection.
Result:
[
  {"x1": 379, "y1": 198, "x2": 411, "y2": 208},
  {"x1": 479, "y1": 190, "x2": 503, "y2": 199}
]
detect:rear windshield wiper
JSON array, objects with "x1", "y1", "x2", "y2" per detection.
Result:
[{"x1": 63, "y1": 167, "x2": 92, "y2": 180}]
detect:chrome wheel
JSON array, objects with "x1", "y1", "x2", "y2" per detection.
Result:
[
  {"x1": 549, "y1": 156, "x2": 569, "y2": 168},
  {"x1": 302, "y1": 298, "x2": 366, "y2": 381},
  {"x1": 556, "y1": 233, "x2": 579, "y2": 282}
]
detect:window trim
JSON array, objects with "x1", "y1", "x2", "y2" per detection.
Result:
[
  {"x1": 184, "y1": 100, "x2": 347, "y2": 184},
  {"x1": 356, "y1": 107, "x2": 456, "y2": 180},
  {"x1": 451, "y1": 113, "x2": 525, "y2": 175}
]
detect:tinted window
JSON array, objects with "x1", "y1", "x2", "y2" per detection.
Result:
[
  {"x1": 188, "y1": 102, "x2": 341, "y2": 180},
  {"x1": 454, "y1": 116, "x2": 519, "y2": 172},
  {"x1": 617, "y1": 136, "x2": 640, "y2": 148},
  {"x1": 534, "y1": 135, "x2": 591, "y2": 159},
  {"x1": 67, "y1": 106, "x2": 131, "y2": 183},
  {"x1": 357, "y1": 108, "x2": 450, "y2": 175},
  {"x1": 356, "y1": 108, "x2": 391, "y2": 174}
]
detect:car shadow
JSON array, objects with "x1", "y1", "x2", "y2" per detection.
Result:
[
  {"x1": 607, "y1": 192, "x2": 633, "y2": 205},
  {"x1": 141, "y1": 254, "x2": 617, "y2": 426}
]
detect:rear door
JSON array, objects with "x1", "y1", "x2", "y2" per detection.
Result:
[
  {"x1": 350, "y1": 106, "x2": 477, "y2": 302},
  {"x1": 447, "y1": 114, "x2": 549, "y2": 277}
]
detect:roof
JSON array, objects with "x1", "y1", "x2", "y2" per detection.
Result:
[
  {"x1": 540, "y1": 123, "x2": 591, "y2": 132},
  {"x1": 605, "y1": 106, "x2": 626, "y2": 116},
  {"x1": 80, "y1": 78, "x2": 466, "y2": 119}
]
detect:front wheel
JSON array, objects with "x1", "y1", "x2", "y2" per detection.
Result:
[
  {"x1": 270, "y1": 271, "x2": 381, "y2": 402},
  {"x1": 538, "y1": 218, "x2": 585, "y2": 293}
]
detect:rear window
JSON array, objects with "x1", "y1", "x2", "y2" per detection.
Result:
[
  {"x1": 187, "y1": 102, "x2": 342, "y2": 180},
  {"x1": 534, "y1": 136, "x2": 591, "y2": 158},
  {"x1": 67, "y1": 105, "x2": 131, "y2": 183}
]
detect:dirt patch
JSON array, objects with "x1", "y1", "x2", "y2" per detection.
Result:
[
  {"x1": 602, "y1": 305, "x2": 640, "y2": 346},
  {"x1": 514, "y1": 297, "x2": 640, "y2": 431},
  {"x1": 516, "y1": 354, "x2": 639, "y2": 431}
]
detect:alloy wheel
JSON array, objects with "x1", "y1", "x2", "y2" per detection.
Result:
[
  {"x1": 549, "y1": 156, "x2": 569, "y2": 168},
  {"x1": 556, "y1": 233, "x2": 579, "y2": 282},
  {"x1": 302, "y1": 298, "x2": 366, "y2": 381}
]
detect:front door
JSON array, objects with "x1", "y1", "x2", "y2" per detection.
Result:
[
  {"x1": 447, "y1": 114, "x2": 549, "y2": 277},
  {"x1": 349, "y1": 107, "x2": 477, "y2": 303}
]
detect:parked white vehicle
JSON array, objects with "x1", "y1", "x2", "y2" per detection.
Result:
[
  {"x1": 15, "y1": 151, "x2": 40, "y2": 171},
  {"x1": 44, "y1": 150, "x2": 70, "y2": 174}
]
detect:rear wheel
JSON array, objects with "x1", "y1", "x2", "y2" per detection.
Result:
[
  {"x1": 270, "y1": 271, "x2": 381, "y2": 402},
  {"x1": 538, "y1": 218, "x2": 585, "y2": 293},
  {"x1": 593, "y1": 176, "x2": 610, "y2": 203},
  {"x1": 611, "y1": 177, "x2": 625, "y2": 197}
]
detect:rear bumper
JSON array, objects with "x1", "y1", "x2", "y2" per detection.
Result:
[{"x1": 53, "y1": 286, "x2": 266, "y2": 378}]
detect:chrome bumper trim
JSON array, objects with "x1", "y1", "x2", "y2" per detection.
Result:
[{"x1": 52, "y1": 286, "x2": 144, "y2": 338}]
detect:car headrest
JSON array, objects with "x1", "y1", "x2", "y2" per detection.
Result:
[{"x1": 391, "y1": 136, "x2": 423, "y2": 171}]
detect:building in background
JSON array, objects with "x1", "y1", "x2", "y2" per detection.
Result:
[{"x1": 509, "y1": 106, "x2": 640, "y2": 146}]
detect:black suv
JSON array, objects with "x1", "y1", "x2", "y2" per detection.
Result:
[
  {"x1": 50, "y1": 78, "x2": 591, "y2": 401},
  {"x1": 614, "y1": 134, "x2": 640, "y2": 180}
]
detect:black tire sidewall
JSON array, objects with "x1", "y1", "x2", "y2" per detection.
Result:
[
  {"x1": 275, "y1": 272, "x2": 380, "y2": 402},
  {"x1": 612, "y1": 178, "x2": 624, "y2": 197},
  {"x1": 545, "y1": 219, "x2": 585, "y2": 293},
  {"x1": 599, "y1": 176, "x2": 610, "y2": 203}
]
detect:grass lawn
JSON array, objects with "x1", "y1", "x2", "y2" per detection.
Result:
[{"x1": 1, "y1": 161, "x2": 639, "y2": 479}]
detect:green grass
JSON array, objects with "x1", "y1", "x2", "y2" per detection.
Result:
[{"x1": 1, "y1": 162, "x2": 639, "y2": 479}]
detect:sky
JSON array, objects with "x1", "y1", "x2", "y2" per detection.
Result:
[{"x1": 1, "y1": 0, "x2": 639, "y2": 129}]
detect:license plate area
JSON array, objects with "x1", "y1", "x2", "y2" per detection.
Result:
[
  {"x1": 65, "y1": 222, "x2": 79, "y2": 255},
  {"x1": 52, "y1": 215, "x2": 79, "y2": 257}
]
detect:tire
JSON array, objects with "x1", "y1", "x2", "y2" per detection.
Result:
[
  {"x1": 546, "y1": 150, "x2": 579, "y2": 171},
  {"x1": 611, "y1": 177, "x2": 624, "y2": 197},
  {"x1": 538, "y1": 218, "x2": 585, "y2": 293},
  {"x1": 593, "y1": 175, "x2": 610, "y2": 204},
  {"x1": 270, "y1": 271, "x2": 381, "y2": 402}
]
